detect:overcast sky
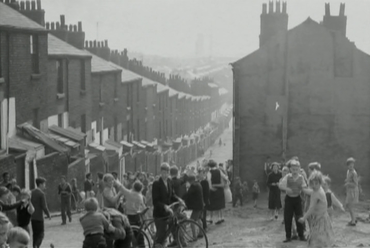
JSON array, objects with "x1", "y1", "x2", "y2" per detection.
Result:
[{"x1": 42, "y1": 0, "x2": 370, "y2": 58}]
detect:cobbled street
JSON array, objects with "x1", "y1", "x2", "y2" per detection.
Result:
[{"x1": 40, "y1": 127, "x2": 370, "y2": 248}]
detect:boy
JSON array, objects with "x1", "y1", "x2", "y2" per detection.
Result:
[
  {"x1": 198, "y1": 168, "x2": 210, "y2": 231},
  {"x1": 279, "y1": 160, "x2": 307, "y2": 243},
  {"x1": 252, "y1": 180, "x2": 260, "y2": 208},
  {"x1": 80, "y1": 198, "x2": 118, "y2": 248},
  {"x1": 232, "y1": 177, "x2": 243, "y2": 207},
  {"x1": 16, "y1": 190, "x2": 35, "y2": 234},
  {"x1": 7, "y1": 227, "x2": 30, "y2": 248}
]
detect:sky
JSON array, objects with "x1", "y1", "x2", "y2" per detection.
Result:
[{"x1": 41, "y1": 0, "x2": 370, "y2": 58}]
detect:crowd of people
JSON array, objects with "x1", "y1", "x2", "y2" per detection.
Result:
[{"x1": 262, "y1": 155, "x2": 366, "y2": 247}]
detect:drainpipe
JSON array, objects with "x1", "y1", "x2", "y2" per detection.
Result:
[{"x1": 6, "y1": 31, "x2": 10, "y2": 154}]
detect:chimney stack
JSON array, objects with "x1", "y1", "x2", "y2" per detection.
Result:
[
  {"x1": 276, "y1": 1, "x2": 280, "y2": 13},
  {"x1": 325, "y1": 3, "x2": 330, "y2": 16},
  {"x1": 18, "y1": 0, "x2": 45, "y2": 26},
  {"x1": 339, "y1": 3, "x2": 345, "y2": 16},
  {"x1": 322, "y1": 3, "x2": 347, "y2": 36}
]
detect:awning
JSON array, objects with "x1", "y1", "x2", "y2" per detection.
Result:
[
  {"x1": 49, "y1": 125, "x2": 86, "y2": 141},
  {"x1": 105, "y1": 140, "x2": 123, "y2": 157},
  {"x1": 48, "y1": 133, "x2": 80, "y2": 148},
  {"x1": 132, "y1": 141, "x2": 145, "y2": 149},
  {"x1": 18, "y1": 123, "x2": 69, "y2": 154},
  {"x1": 89, "y1": 142, "x2": 106, "y2": 152}
]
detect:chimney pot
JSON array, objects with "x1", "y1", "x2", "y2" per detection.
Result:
[
  {"x1": 45, "y1": 22, "x2": 50, "y2": 29},
  {"x1": 325, "y1": 3, "x2": 330, "y2": 16},
  {"x1": 73, "y1": 25, "x2": 77, "y2": 32},
  {"x1": 5, "y1": 0, "x2": 10, "y2": 4},
  {"x1": 25, "y1": 0, "x2": 30, "y2": 10},
  {"x1": 69, "y1": 24, "x2": 73, "y2": 31},
  {"x1": 36, "y1": 0, "x2": 41, "y2": 10},
  {"x1": 262, "y1": 3, "x2": 267, "y2": 14},
  {"x1": 85, "y1": 41, "x2": 89, "y2": 48},
  {"x1": 89, "y1": 41, "x2": 93, "y2": 47},
  {"x1": 339, "y1": 3, "x2": 345, "y2": 16},
  {"x1": 97, "y1": 42, "x2": 101, "y2": 48},
  {"x1": 105, "y1": 40, "x2": 108, "y2": 47},
  {"x1": 93, "y1": 40, "x2": 97, "y2": 47},
  {"x1": 276, "y1": 1, "x2": 281, "y2": 13},
  {"x1": 77, "y1": 22, "x2": 82, "y2": 32},
  {"x1": 269, "y1": 1, "x2": 273, "y2": 13},
  {"x1": 56, "y1": 22, "x2": 60, "y2": 29},
  {"x1": 20, "y1": 1, "x2": 25, "y2": 10},
  {"x1": 282, "y1": 2, "x2": 287, "y2": 13},
  {"x1": 51, "y1": 22, "x2": 55, "y2": 30},
  {"x1": 31, "y1": 0, "x2": 35, "y2": 10},
  {"x1": 60, "y1": 15, "x2": 65, "y2": 27}
]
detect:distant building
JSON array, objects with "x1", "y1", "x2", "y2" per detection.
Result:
[{"x1": 232, "y1": 2, "x2": 370, "y2": 185}]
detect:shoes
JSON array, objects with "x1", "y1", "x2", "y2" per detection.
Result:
[
  {"x1": 347, "y1": 221, "x2": 356, "y2": 226},
  {"x1": 283, "y1": 238, "x2": 291, "y2": 243},
  {"x1": 61, "y1": 222, "x2": 66, "y2": 225},
  {"x1": 299, "y1": 236, "x2": 307, "y2": 241},
  {"x1": 291, "y1": 235, "x2": 298, "y2": 240},
  {"x1": 69, "y1": 217, "x2": 72, "y2": 222},
  {"x1": 215, "y1": 220, "x2": 222, "y2": 225},
  {"x1": 275, "y1": 215, "x2": 278, "y2": 220}
]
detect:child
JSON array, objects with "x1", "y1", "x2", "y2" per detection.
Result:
[
  {"x1": 232, "y1": 177, "x2": 243, "y2": 207},
  {"x1": 298, "y1": 171, "x2": 334, "y2": 247},
  {"x1": 80, "y1": 198, "x2": 118, "y2": 248},
  {"x1": 198, "y1": 168, "x2": 210, "y2": 231},
  {"x1": 242, "y1": 181, "x2": 249, "y2": 203},
  {"x1": 267, "y1": 162, "x2": 282, "y2": 220},
  {"x1": 252, "y1": 180, "x2": 260, "y2": 208},
  {"x1": 0, "y1": 212, "x2": 11, "y2": 248},
  {"x1": 16, "y1": 190, "x2": 34, "y2": 234},
  {"x1": 280, "y1": 166, "x2": 289, "y2": 224},
  {"x1": 7, "y1": 227, "x2": 30, "y2": 248},
  {"x1": 345, "y1": 157, "x2": 359, "y2": 226},
  {"x1": 322, "y1": 176, "x2": 345, "y2": 218},
  {"x1": 279, "y1": 160, "x2": 307, "y2": 243}
]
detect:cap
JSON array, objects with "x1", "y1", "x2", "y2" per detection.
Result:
[{"x1": 346, "y1": 157, "x2": 355, "y2": 163}]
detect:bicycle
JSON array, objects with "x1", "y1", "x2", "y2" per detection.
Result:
[{"x1": 133, "y1": 202, "x2": 209, "y2": 248}]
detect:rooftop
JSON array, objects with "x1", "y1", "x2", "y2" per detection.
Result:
[
  {"x1": 108, "y1": 62, "x2": 143, "y2": 84},
  {"x1": 0, "y1": 2, "x2": 45, "y2": 32},
  {"x1": 88, "y1": 52, "x2": 121, "y2": 73},
  {"x1": 48, "y1": 34, "x2": 91, "y2": 58}
]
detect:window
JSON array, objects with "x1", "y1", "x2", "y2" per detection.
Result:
[
  {"x1": 80, "y1": 60, "x2": 86, "y2": 90},
  {"x1": 30, "y1": 35, "x2": 39, "y2": 73},
  {"x1": 99, "y1": 76, "x2": 103, "y2": 102},
  {"x1": 33, "y1": 108, "x2": 39, "y2": 129},
  {"x1": 81, "y1": 114, "x2": 86, "y2": 133},
  {"x1": 114, "y1": 74, "x2": 118, "y2": 98},
  {"x1": 56, "y1": 60, "x2": 64, "y2": 94},
  {"x1": 58, "y1": 113, "x2": 63, "y2": 127}
]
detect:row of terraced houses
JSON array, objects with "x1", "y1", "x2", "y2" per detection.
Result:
[{"x1": 0, "y1": 0, "x2": 230, "y2": 210}]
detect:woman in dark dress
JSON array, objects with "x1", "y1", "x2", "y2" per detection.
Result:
[
  {"x1": 207, "y1": 160, "x2": 225, "y2": 225},
  {"x1": 267, "y1": 162, "x2": 282, "y2": 220}
]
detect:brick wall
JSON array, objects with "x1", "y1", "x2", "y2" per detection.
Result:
[
  {"x1": 0, "y1": 31, "x2": 48, "y2": 127},
  {"x1": 36, "y1": 152, "x2": 69, "y2": 211},
  {"x1": 0, "y1": 155, "x2": 17, "y2": 179},
  {"x1": 67, "y1": 158, "x2": 85, "y2": 192},
  {"x1": 142, "y1": 85, "x2": 157, "y2": 142}
]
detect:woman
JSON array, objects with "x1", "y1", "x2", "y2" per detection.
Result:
[
  {"x1": 267, "y1": 162, "x2": 282, "y2": 220},
  {"x1": 345, "y1": 157, "x2": 359, "y2": 226},
  {"x1": 207, "y1": 160, "x2": 225, "y2": 225},
  {"x1": 96, "y1": 172, "x2": 105, "y2": 209}
]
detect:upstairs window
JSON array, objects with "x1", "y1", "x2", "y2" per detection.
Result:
[
  {"x1": 80, "y1": 60, "x2": 86, "y2": 90},
  {"x1": 56, "y1": 60, "x2": 64, "y2": 94},
  {"x1": 30, "y1": 35, "x2": 39, "y2": 74}
]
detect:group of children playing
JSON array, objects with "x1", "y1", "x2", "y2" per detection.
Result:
[{"x1": 0, "y1": 211, "x2": 32, "y2": 248}]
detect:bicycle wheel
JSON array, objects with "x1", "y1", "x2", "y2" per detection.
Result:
[
  {"x1": 131, "y1": 226, "x2": 152, "y2": 248},
  {"x1": 176, "y1": 219, "x2": 208, "y2": 248},
  {"x1": 143, "y1": 220, "x2": 157, "y2": 241}
]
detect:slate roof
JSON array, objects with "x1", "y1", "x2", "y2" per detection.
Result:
[
  {"x1": 48, "y1": 34, "x2": 91, "y2": 58},
  {"x1": 108, "y1": 62, "x2": 143, "y2": 84},
  {"x1": 0, "y1": 2, "x2": 46, "y2": 31},
  {"x1": 87, "y1": 52, "x2": 121, "y2": 73},
  {"x1": 156, "y1": 82, "x2": 169, "y2": 93}
]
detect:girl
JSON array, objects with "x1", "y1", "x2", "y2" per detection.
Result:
[
  {"x1": 96, "y1": 172, "x2": 105, "y2": 209},
  {"x1": 207, "y1": 160, "x2": 226, "y2": 225},
  {"x1": 298, "y1": 171, "x2": 334, "y2": 247},
  {"x1": 0, "y1": 212, "x2": 11, "y2": 248},
  {"x1": 71, "y1": 178, "x2": 80, "y2": 212},
  {"x1": 267, "y1": 162, "x2": 282, "y2": 220},
  {"x1": 345, "y1": 157, "x2": 359, "y2": 226},
  {"x1": 322, "y1": 176, "x2": 345, "y2": 218},
  {"x1": 252, "y1": 180, "x2": 260, "y2": 208}
]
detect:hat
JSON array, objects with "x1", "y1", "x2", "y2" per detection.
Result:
[{"x1": 346, "y1": 157, "x2": 355, "y2": 164}]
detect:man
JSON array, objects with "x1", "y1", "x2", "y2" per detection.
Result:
[
  {"x1": 84, "y1": 173, "x2": 95, "y2": 199},
  {"x1": 31, "y1": 177, "x2": 51, "y2": 248},
  {"x1": 0, "y1": 172, "x2": 10, "y2": 187},
  {"x1": 58, "y1": 176, "x2": 72, "y2": 225},
  {"x1": 152, "y1": 163, "x2": 185, "y2": 248},
  {"x1": 264, "y1": 156, "x2": 271, "y2": 191}
]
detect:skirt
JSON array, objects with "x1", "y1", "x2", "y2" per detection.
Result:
[
  {"x1": 208, "y1": 187, "x2": 225, "y2": 211},
  {"x1": 307, "y1": 213, "x2": 334, "y2": 248},
  {"x1": 268, "y1": 187, "x2": 282, "y2": 210},
  {"x1": 345, "y1": 187, "x2": 359, "y2": 205}
]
